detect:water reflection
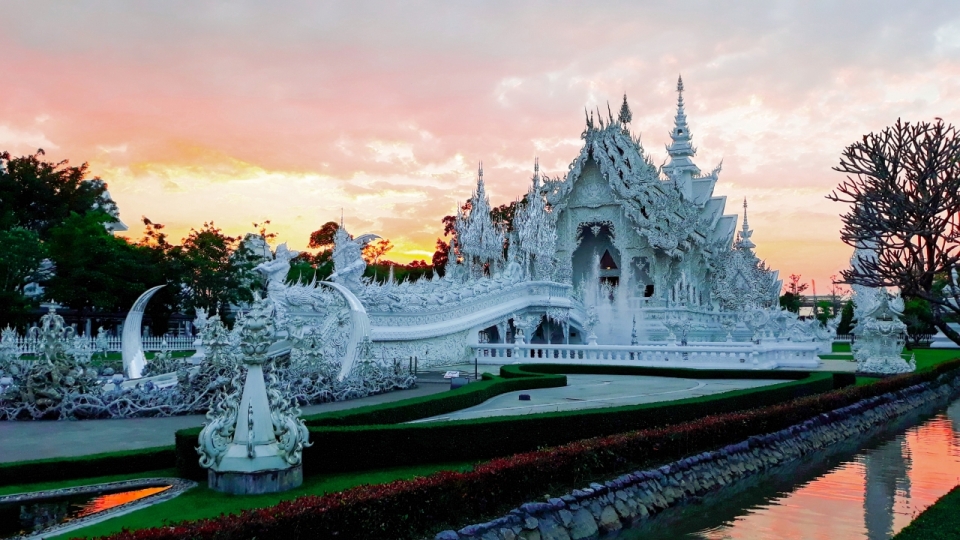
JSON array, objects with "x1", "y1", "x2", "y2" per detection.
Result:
[
  {"x1": 0, "y1": 485, "x2": 170, "y2": 538},
  {"x1": 619, "y1": 397, "x2": 960, "y2": 540}
]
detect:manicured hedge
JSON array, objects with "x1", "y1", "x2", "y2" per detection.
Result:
[
  {"x1": 0, "y1": 446, "x2": 175, "y2": 488},
  {"x1": 98, "y1": 359, "x2": 960, "y2": 540},
  {"x1": 176, "y1": 366, "x2": 834, "y2": 479}
]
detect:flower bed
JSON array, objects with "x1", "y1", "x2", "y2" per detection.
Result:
[{"x1": 98, "y1": 359, "x2": 960, "y2": 540}]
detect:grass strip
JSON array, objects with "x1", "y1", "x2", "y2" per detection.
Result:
[{"x1": 894, "y1": 484, "x2": 960, "y2": 540}]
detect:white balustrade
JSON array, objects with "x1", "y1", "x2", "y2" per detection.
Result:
[
  {"x1": 471, "y1": 340, "x2": 821, "y2": 370},
  {"x1": 9, "y1": 334, "x2": 196, "y2": 355}
]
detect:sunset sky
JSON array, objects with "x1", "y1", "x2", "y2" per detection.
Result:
[{"x1": 2, "y1": 1, "x2": 959, "y2": 292}]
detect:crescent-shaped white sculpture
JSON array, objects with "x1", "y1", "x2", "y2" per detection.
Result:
[
  {"x1": 122, "y1": 285, "x2": 166, "y2": 379},
  {"x1": 319, "y1": 281, "x2": 371, "y2": 381}
]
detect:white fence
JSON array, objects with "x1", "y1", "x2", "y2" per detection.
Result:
[
  {"x1": 471, "y1": 341, "x2": 822, "y2": 370},
  {"x1": 8, "y1": 335, "x2": 196, "y2": 355}
]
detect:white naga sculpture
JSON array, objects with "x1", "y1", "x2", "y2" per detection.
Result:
[{"x1": 198, "y1": 297, "x2": 311, "y2": 494}]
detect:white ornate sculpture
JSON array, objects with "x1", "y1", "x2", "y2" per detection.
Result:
[
  {"x1": 121, "y1": 284, "x2": 165, "y2": 379},
  {"x1": 712, "y1": 200, "x2": 781, "y2": 312},
  {"x1": 329, "y1": 227, "x2": 380, "y2": 295},
  {"x1": 256, "y1": 243, "x2": 299, "y2": 296},
  {"x1": 514, "y1": 159, "x2": 559, "y2": 281},
  {"x1": 456, "y1": 164, "x2": 505, "y2": 278},
  {"x1": 849, "y1": 246, "x2": 914, "y2": 374},
  {"x1": 198, "y1": 297, "x2": 311, "y2": 494}
]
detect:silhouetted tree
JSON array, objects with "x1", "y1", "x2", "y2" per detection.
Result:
[{"x1": 827, "y1": 119, "x2": 960, "y2": 346}]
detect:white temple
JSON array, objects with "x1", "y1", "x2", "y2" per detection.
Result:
[{"x1": 258, "y1": 78, "x2": 825, "y2": 370}]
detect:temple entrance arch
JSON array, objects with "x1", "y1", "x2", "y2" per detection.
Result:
[{"x1": 572, "y1": 222, "x2": 620, "y2": 290}]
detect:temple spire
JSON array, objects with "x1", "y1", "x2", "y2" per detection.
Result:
[
  {"x1": 663, "y1": 75, "x2": 700, "y2": 199},
  {"x1": 737, "y1": 198, "x2": 756, "y2": 250},
  {"x1": 618, "y1": 94, "x2": 632, "y2": 125}
]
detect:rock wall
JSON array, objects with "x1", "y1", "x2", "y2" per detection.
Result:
[{"x1": 435, "y1": 375, "x2": 960, "y2": 540}]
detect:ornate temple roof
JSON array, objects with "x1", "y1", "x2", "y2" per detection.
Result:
[{"x1": 543, "y1": 79, "x2": 737, "y2": 261}]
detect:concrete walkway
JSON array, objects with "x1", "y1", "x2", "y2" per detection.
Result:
[
  {"x1": 410, "y1": 374, "x2": 788, "y2": 422},
  {"x1": 0, "y1": 385, "x2": 446, "y2": 463}
]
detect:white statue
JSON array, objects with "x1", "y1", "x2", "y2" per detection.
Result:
[
  {"x1": 849, "y1": 246, "x2": 914, "y2": 374},
  {"x1": 329, "y1": 227, "x2": 379, "y2": 294},
  {"x1": 198, "y1": 297, "x2": 311, "y2": 494},
  {"x1": 255, "y1": 243, "x2": 299, "y2": 295}
]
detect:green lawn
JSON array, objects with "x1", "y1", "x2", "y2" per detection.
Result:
[
  {"x1": 910, "y1": 349, "x2": 960, "y2": 371},
  {"x1": 54, "y1": 461, "x2": 475, "y2": 539},
  {"x1": 822, "y1": 344, "x2": 960, "y2": 373},
  {"x1": 832, "y1": 342, "x2": 852, "y2": 353},
  {"x1": 894, "y1": 484, "x2": 960, "y2": 539}
]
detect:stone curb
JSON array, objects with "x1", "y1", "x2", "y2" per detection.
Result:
[{"x1": 435, "y1": 374, "x2": 960, "y2": 540}]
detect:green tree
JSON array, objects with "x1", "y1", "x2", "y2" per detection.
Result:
[
  {"x1": 901, "y1": 298, "x2": 937, "y2": 349},
  {"x1": 0, "y1": 150, "x2": 117, "y2": 238},
  {"x1": 837, "y1": 300, "x2": 855, "y2": 335},
  {"x1": 779, "y1": 292, "x2": 802, "y2": 314},
  {"x1": 0, "y1": 227, "x2": 47, "y2": 328},
  {"x1": 43, "y1": 212, "x2": 159, "y2": 321},
  {"x1": 136, "y1": 217, "x2": 186, "y2": 335},
  {"x1": 815, "y1": 300, "x2": 834, "y2": 326},
  {"x1": 308, "y1": 221, "x2": 340, "y2": 251},
  {"x1": 827, "y1": 119, "x2": 960, "y2": 346},
  {"x1": 174, "y1": 222, "x2": 254, "y2": 317}
]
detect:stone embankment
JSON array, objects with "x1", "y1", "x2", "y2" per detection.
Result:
[{"x1": 435, "y1": 375, "x2": 960, "y2": 540}]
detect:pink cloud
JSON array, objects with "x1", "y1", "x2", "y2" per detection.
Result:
[{"x1": 2, "y1": 2, "x2": 959, "y2": 289}]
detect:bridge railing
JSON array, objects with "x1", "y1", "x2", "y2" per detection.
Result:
[{"x1": 471, "y1": 341, "x2": 821, "y2": 369}]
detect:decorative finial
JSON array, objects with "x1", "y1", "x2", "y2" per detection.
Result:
[
  {"x1": 737, "y1": 197, "x2": 756, "y2": 250},
  {"x1": 677, "y1": 75, "x2": 684, "y2": 94},
  {"x1": 618, "y1": 94, "x2": 632, "y2": 125}
]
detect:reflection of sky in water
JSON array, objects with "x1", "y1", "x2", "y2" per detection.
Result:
[
  {"x1": 76, "y1": 486, "x2": 170, "y2": 518},
  {"x1": 621, "y1": 399, "x2": 960, "y2": 540}
]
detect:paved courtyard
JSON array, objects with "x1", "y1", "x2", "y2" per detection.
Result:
[
  {"x1": 0, "y1": 385, "x2": 447, "y2": 464},
  {"x1": 410, "y1": 374, "x2": 789, "y2": 422}
]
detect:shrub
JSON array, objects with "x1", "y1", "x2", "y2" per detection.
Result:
[{"x1": 0, "y1": 446, "x2": 175, "y2": 488}]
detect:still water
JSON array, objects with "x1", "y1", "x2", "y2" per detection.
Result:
[
  {"x1": 0, "y1": 485, "x2": 170, "y2": 538},
  {"x1": 621, "y1": 397, "x2": 960, "y2": 540}
]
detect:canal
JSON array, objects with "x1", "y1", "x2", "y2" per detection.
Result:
[{"x1": 620, "y1": 396, "x2": 960, "y2": 539}]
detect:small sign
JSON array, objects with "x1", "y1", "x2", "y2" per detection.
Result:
[{"x1": 443, "y1": 370, "x2": 460, "y2": 379}]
